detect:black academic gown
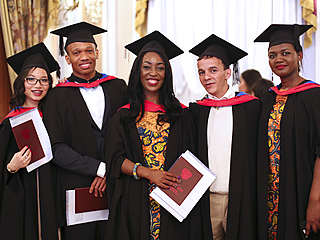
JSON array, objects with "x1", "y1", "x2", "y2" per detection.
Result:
[
  {"x1": 189, "y1": 98, "x2": 261, "y2": 240},
  {"x1": 43, "y1": 75, "x2": 127, "y2": 240},
  {"x1": 0, "y1": 117, "x2": 58, "y2": 240},
  {"x1": 104, "y1": 108, "x2": 213, "y2": 240},
  {"x1": 257, "y1": 87, "x2": 320, "y2": 240}
]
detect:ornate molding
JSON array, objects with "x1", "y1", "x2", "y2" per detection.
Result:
[{"x1": 84, "y1": 0, "x2": 103, "y2": 24}]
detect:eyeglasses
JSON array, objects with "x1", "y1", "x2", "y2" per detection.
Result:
[{"x1": 25, "y1": 77, "x2": 50, "y2": 86}]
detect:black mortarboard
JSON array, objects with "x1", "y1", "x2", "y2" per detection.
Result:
[
  {"x1": 189, "y1": 34, "x2": 247, "y2": 66},
  {"x1": 50, "y1": 21, "x2": 107, "y2": 56},
  {"x1": 254, "y1": 24, "x2": 312, "y2": 52},
  {"x1": 125, "y1": 30, "x2": 184, "y2": 60},
  {"x1": 6, "y1": 42, "x2": 60, "y2": 75},
  {"x1": 189, "y1": 34, "x2": 247, "y2": 85}
]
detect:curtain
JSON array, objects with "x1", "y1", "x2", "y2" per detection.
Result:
[
  {"x1": 135, "y1": 0, "x2": 148, "y2": 37},
  {"x1": 7, "y1": 0, "x2": 60, "y2": 53},
  {"x1": 300, "y1": 0, "x2": 317, "y2": 48},
  {"x1": 0, "y1": 0, "x2": 15, "y2": 87},
  {"x1": 1, "y1": 0, "x2": 60, "y2": 87},
  {"x1": 0, "y1": 22, "x2": 11, "y2": 119},
  {"x1": 146, "y1": 0, "x2": 317, "y2": 105}
]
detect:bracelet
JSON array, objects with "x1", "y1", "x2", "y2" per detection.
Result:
[
  {"x1": 133, "y1": 162, "x2": 141, "y2": 180},
  {"x1": 7, "y1": 164, "x2": 17, "y2": 173}
]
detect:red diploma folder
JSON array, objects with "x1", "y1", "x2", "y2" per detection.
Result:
[
  {"x1": 75, "y1": 187, "x2": 108, "y2": 213},
  {"x1": 150, "y1": 150, "x2": 216, "y2": 222},
  {"x1": 12, "y1": 119, "x2": 45, "y2": 164},
  {"x1": 161, "y1": 156, "x2": 203, "y2": 205}
]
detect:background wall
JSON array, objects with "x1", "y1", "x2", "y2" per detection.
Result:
[
  {"x1": 44, "y1": 0, "x2": 137, "y2": 85},
  {"x1": 145, "y1": 0, "x2": 319, "y2": 105},
  {"x1": 0, "y1": 21, "x2": 11, "y2": 119},
  {"x1": 3, "y1": 0, "x2": 319, "y2": 110}
]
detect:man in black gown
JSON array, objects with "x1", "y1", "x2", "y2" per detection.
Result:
[
  {"x1": 189, "y1": 34, "x2": 261, "y2": 240},
  {"x1": 43, "y1": 22, "x2": 127, "y2": 240}
]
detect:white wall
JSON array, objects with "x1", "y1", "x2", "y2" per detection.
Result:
[
  {"x1": 146, "y1": 0, "x2": 319, "y2": 104},
  {"x1": 44, "y1": 0, "x2": 319, "y2": 103},
  {"x1": 44, "y1": 0, "x2": 136, "y2": 84}
]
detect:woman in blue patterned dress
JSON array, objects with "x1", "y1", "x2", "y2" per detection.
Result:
[
  {"x1": 255, "y1": 24, "x2": 320, "y2": 240},
  {"x1": 104, "y1": 31, "x2": 212, "y2": 240}
]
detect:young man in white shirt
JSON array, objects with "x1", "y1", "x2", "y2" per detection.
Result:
[{"x1": 189, "y1": 34, "x2": 261, "y2": 240}]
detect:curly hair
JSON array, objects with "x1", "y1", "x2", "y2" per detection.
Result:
[
  {"x1": 121, "y1": 50, "x2": 182, "y2": 125},
  {"x1": 9, "y1": 67, "x2": 53, "y2": 111}
]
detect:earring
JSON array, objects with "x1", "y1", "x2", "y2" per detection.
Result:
[{"x1": 271, "y1": 72, "x2": 274, "y2": 81}]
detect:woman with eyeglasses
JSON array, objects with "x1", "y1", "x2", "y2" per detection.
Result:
[{"x1": 0, "y1": 43, "x2": 60, "y2": 240}]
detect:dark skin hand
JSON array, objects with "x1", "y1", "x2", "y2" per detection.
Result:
[
  {"x1": 305, "y1": 156, "x2": 320, "y2": 236},
  {"x1": 89, "y1": 175, "x2": 106, "y2": 197},
  {"x1": 121, "y1": 158, "x2": 181, "y2": 188}
]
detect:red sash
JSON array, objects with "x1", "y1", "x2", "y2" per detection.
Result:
[
  {"x1": 196, "y1": 94, "x2": 258, "y2": 107},
  {"x1": 56, "y1": 75, "x2": 116, "y2": 88},
  {"x1": 269, "y1": 82, "x2": 320, "y2": 96},
  {"x1": 120, "y1": 100, "x2": 187, "y2": 112},
  {"x1": 1, "y1": 107, "x2": 42, "y2": 124}
]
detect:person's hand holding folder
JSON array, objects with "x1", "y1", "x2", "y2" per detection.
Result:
[
  {"x1": 7, "y1": 146, "x2": 32, "y2": 173},
  {"x1": 89, "y1": 175, "x2": 106, "y2": 197}
]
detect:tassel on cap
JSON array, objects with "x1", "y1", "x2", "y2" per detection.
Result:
[
  {"x1": 59, "y1": 35, "x2": 64, "y2": 56},
  {"x1": 232, "y1": 61, "x2": 240, "y2": 86}
]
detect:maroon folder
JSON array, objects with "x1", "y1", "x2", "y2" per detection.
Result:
[
  {"x1": 12, "y1": 119, "x2": 45, "y2": 164},
  {"x1": 75, "y1": 187, "x2": 108, "y2": 214},
  {"x1": 160, "y1": 156, "x2": 203, "y2": 205}
]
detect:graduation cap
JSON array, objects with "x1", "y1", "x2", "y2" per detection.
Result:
[
  {"x1": 6, "y1": 42, "x2": 60, "y2": 76},
  {"x1": 189, "y1": 34, "x2": 247, "y2": 66},
  {"x1": 254, "y1": 24, "x2": 312, "y2": 52},
  {"x1": 50, "y1": 21, "x2": 107, "y2": 56},
  {"x1": 125, "y1": 30, "x2": 184, "y2": 60},
  {"x1": 189, "y1": 34, "x2": 247, "y2": 85}
]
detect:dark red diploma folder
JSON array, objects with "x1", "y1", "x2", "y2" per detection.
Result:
[
  {"x1": 12, "y1": 119, "x2": 45, "y2": 164},
  {"x1": 161, "y1": 156, "x2": 203, "y2": 205},
  {"x1": 75, "y1": 187, "x2": 108, "y2": 213}
]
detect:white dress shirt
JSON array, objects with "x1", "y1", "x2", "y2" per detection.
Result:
[
  {"x1": 207, "y1": 87, "x2": 235, "y2": 193},
  {"x1": 80, "y1": 85, "x2": 106, "y2": 178}
]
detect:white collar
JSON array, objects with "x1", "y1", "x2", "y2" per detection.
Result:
[{"x1": 207, "y1": 86, "x2": 235, "y2": 100}]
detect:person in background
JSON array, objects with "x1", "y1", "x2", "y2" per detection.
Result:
[
  {"x1": 43, "y1": 22, "x2": 127, "y2": 240},
  {"x1": 239, "y1": 69, "x2": 262, "y2": 94},
  {"x1": 251, "y1": 78, "x2": 274, "y2": 100},
  {"x1": 0, "y1": 42, "x2": 60, "y2": 240},
  {"x1": 254, "y1": 24, "x2": 320, "y2": 239},
  {"x1": 104, "y1": 31, "x2": 212, "y2": 240},
  {"x1": 189, "y1": 34, "x2": 261, "y2": 240}
]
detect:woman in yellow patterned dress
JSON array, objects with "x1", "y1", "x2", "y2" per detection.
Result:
[
  {"x1": 104, "y1": 31, "x2": 213, "y2": 240},
  {"x1": 255, "y1": 24, "x2": 320, "y2": 240}
]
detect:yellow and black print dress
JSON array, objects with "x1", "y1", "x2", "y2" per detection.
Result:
[
  {"x1": 267, "y1": 95, "x2": 288, "y2": 240},
  {"x1": 136, "y1": 111, "x2": 170, "y2": 240}
]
